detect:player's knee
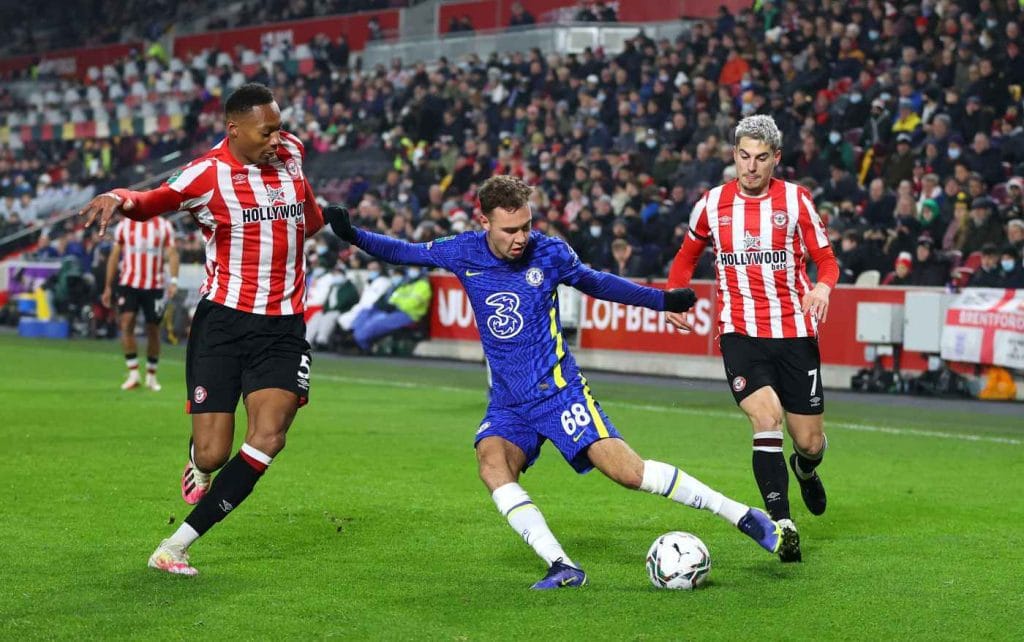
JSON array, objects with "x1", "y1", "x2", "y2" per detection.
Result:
[
  {"x1": 250, "y1": 431, "x2": 287, "y2": 457},
  {"x1": 749, "y1": 411, "x2": 783, "y2": 432},
  {"x1": 794, "y1": 432, "x2": 825, "y2": 457},
  {"x1": 194, "y1": 443, "x2": 229, "y2": 472}
]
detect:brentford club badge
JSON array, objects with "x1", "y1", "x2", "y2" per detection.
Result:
[
  {"x1": 771, "y1": 210, "x2": 789, "y2": 229},
  {"x1": 194, "y1": 386, "x2": 208, "y2": 404},
  {"x1": 285, "y1": 158, "x2": 301, "y2": 179},
  {"x1": 732, "y1": 376, "x2": 747, "y2": 392}
]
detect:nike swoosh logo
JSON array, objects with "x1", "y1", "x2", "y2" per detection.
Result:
[
  {"x1": 572, "y1": 429, "x2": 587, "y2": 443},
  {"x1": 465, "y1": 270, "x2": 483, "y2": 276},
  {"x1": 560, "y1": 578, "x2": 574, "y2": 586}
]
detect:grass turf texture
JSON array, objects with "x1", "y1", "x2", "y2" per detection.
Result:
[{"x1": 0, "y1": 334, "x2": 1021, "y2": 640}]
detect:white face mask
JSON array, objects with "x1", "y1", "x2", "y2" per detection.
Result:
[
  {"x1": 948, "y1": 147, "x2": 961, "y2": 159},
  {"x1": 829, "y1": 132, "x2": 842, "y2": 144},
  {"x1": 589, "y1": 225, "x2": 602, "y2": 237}
]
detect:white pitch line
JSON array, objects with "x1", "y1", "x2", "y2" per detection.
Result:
[{"x1": 318, "y1": 374, "x2": 1022, "y2": 446}]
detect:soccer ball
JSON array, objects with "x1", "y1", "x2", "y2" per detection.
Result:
[{"x1": 646, "y1": 531, "x2": 711, "y2": 590}]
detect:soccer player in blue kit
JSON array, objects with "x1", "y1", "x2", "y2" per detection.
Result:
[{"x1": 327, "y1": 175, "x2": 783, "y2": 588}]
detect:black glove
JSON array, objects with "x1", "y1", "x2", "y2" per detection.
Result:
[
  {"x1": 325, "y1": 204, "x2": 357, "y2": 242},
  {"x1": 663, "y1": 288, "x2": 697, "y2": 313}
]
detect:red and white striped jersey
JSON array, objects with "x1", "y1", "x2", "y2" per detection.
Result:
[
  {"x1": 114, "y1": 216, "x2": 175, "y2": 290},
  {"x1": 687, "y1": 178, "x2": 832, "y2": 339},
  {"x1": 166, "y1": 131, "x2": 312, "y2": 316}
]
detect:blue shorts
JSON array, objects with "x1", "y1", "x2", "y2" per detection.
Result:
[{"x1": 473, "y1": 378, "x2": 621, "y2": 474}]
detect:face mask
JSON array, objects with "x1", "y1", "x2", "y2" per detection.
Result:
[
  {"x1": 849, "y1": 93, "x2": 863, "y2": 104},
  {"x1": 948, "y1": 147, "x2": 961, "y2": 159},
  {"x1": 316, "y1": 244, "x2": 328, "y2": 255},
  {"x1": 391, "y1": 275, "x2": 404, "y2": 286},
  {"x1": 980, "y1": 34, "x2": 993, "y2": 49},
  {"x1": 645, "y1": 138, "x2": 657, "y2": 149},
  {"x1": 367, "y1": 270, "x2": 380, "y2": 281},
  {"x1": 771, "y1": 53, "x2": 782, "y2": 64},
  {"x1": 829, "y1": 132, "x2": 841, "y2": 144},
  {"x1": 868, "y1": 30, "x2": 879, "y2": 41},
  {"x1": 1001, "y1": 259, "x2": 1016, "y2": 272},
  {"x1": 398, "y1": 192, "x2": 409, "y2": 203},
  {"x1": 590, "y1": 225, "x2": 602, "y2": 237},
  {"x1": 407, "y1": 268, "x2": 421, "y2": 279}
]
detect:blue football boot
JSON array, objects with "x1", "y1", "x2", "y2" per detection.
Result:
[
  {"x1": 530, "y1": 559, "x2": 588, "y2": 589},
  {"x1": 737, "y1": 508, "x2": 783, "y2": 554}
]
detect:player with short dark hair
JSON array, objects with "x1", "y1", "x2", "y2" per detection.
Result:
[
  {"x1": 325, "y1": 174, "x2": 784, "y2": 589},
  {"x1": 666, "y1": 115, "x2": 840, "y2": 563},
  {"x1": 79, "y1": 82, "x2": 324, "y2": 575},
  {"x1": 102, "y1": 215, "x2": 179, "y2": 391}
]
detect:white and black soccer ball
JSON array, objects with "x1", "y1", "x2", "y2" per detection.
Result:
[{"x1": 646, "y1": 531, "x2": 711, "y2": 590}]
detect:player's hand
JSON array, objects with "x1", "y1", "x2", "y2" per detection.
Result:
[
  {"x1": 325, "y1": 203, "x2": 357, "y2": 242},
  {"x1": 665, "y1": 310, "x2": 695, "y2": 333},
  {"x1": 79, "y1": 191, "x2": 133, "y2": 237},
  {"x1": 101, "y1": 286, "x2": 112, "y2": 309},
  {"x1": 167, "y1": 283, "x2": 178, "y2": 300},
  {"x1": 663, "y1": 288, "x2": 697, "y2": 313},
  {"x1": 801, "y1": 283, "x2": 831, "y2": 323}
]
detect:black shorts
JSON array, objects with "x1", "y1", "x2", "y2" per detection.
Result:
[
  {"x1": 117, "y1": 286, "x2": 165, "y2": 324},
  {"x1": 719, "y1": 332, "x2": 824, "y2": 415},
  {"x1": 185, "y1": 298, "x2": 311, "y2": 414}
]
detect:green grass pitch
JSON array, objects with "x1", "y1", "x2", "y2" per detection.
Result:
[{"x1": 0, "y1": 334, "x2": 1021, "y2": 640}]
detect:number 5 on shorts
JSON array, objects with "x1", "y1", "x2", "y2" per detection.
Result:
[{"x1": 560, "y1": 403, "x2": 592, "y2": 435}]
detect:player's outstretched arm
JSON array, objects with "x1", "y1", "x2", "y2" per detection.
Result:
[
  {"x1": 325, "y1": 204, "x2": 445, "y2": 269},
  {"x1": 565, "y1": 260, "x2": 696, "y2": 313},
  {"x1": 79, "y1": 186, "x2": 184, "y2": 236}
]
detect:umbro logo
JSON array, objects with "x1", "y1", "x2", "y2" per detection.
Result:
[
  {"x1": 219, "y1": 499, "x2": 234, "y2": 513},
  {"x1": 232, "y1": 173, "x2": 248, "y2": 184}
]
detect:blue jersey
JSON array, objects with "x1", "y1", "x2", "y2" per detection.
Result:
[{"x1": 353, "y1": 229, "x2": 667, "y2": 406}]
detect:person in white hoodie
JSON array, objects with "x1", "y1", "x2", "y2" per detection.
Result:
[{"x1": 338, "y1": 259, "x2": 392, "y2": 332}]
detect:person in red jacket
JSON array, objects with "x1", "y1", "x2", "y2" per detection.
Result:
[
  {"x1": 665, "y1": 115, "x2": 839, "y2": 565},
  {"x1": 79, "y1": 83, "x2": 324, "y2": 576}
]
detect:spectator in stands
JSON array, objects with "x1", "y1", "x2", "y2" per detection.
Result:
[
  {"x1": 882, "y1": 251, "x2": 914, "y2": 286},
  {"x1": 608, "y1": 238, "x2": 643, "y2": 278},
  {"x1": 1004, "y1": 177, "x2": 1024, "y2": 220},
  {"x1": 910, "y1": 237, "x2": 949, "y2": 287},
  {"x1": 863, "y1": 178, "x2": 896, "y2": 229},
  {"x1": 306, "y1": 260, "x2": 360, "y2": 350},
  {"x1": 338, "y1": 260, "x2": 392, "y2": 333},
  {"x1": 965, "y1": 132, "x2": 1004, "y2": 188},
  {"x1": 883, "y1": 133, "x2": 916, "y2": 189},
  {"x1": 968, "y1": 244, "x2": 1007, "y2": 288},
  {"x1": 1008, "y1": 219, "x2": 1024, "y2": 254},
  {"x1": 962, "y1": 197, "x2": 1007, "y2": 256},
  {"x1": 892, "y1": 98, "x2": 922, "y2": 139},
  {"x1": 574, "y1": 0, "x2": 597, "y2": 22},
  {"x1": 836, "y1": 230, "x2": 867, "y2": 284},
  {"x1": 942, "y1": 192, "x2": 971, "y2": 252},
  {"x1": 508, "y1": 2, "x2": 535, "y2": 29},
  {"x1": 917, "y1": 198, "x2": 947, "y2": 243},
  {"x1": 351, "y1": 266, "x2": 432, "y2": 352},
  {"x1": 1001, "y1": 246, "x2": 1024, "y2": 288}
]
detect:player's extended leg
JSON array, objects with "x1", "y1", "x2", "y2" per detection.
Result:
[
  {"x1": 785, "y1": 412, "x2": 828, "y2": 516},
  {"x1": 118, "y1": 310, "x2": 141, "y2": 390},
  {"x1": 144, "y1": 322, "x2": 162, "y2": 391},
  {"x1": 586, "y1": 438, "x2": 782, "y2": 555},
  {"x1": 150, "y1": 389, "x2": 297, "y2": 575},
  {"x1": 739, "y1": 386, "x2": 800, "y2": 562},
  {"x1": 476, "y1": 436, "x2": 586, "y2": 589}
]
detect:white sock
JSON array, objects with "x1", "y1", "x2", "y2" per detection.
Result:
[
  {"x1": 166, "y1": 522, "x2": 200, "y2": 550},
  {"x1": 491, "y1": 483, "x2": 573, "y2": 567},
  {"x1": 640, "y1": 460, "x2": 748, "y2": 525}
]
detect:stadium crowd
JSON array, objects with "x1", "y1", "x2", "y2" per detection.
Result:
[{"x1": 4, "y1": 0, "x2": 1024, "y2": 307}]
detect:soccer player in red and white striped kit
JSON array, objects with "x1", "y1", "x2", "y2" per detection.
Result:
[
  {"x1": 666, "y1": 115, "x2": 839, "y2": 563},
  {"x1": 80, "y1": 83, "x2": 324, "y2": 575},
  {"x1": 103, "y1": 215, "x2": 179, "y2": 391}
]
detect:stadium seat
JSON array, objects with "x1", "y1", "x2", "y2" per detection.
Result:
[{"x1": 855, "y1": 270, "x2": 881, "y2": 286}]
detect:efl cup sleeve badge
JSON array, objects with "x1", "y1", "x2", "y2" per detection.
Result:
[
  {"x1": 194, "y1": 386, "x2": 208, "y2": 404},
  {"x1": 732, "y1": 376, "x2": 747, "y2": 392},
  {"x1": 285, "y1": 158, "x2": 301, "y2": 179},
  {"x1": 771, "y1": 210, "x2": 789, "y2": 229},
  {"x1": 526, "y1": 267, "x2": 544, "y2": 287}
]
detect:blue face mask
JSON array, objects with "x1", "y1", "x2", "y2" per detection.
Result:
[
  {"x1": 1001, "y1": 259, "x2": 1017, "y2": 272},
  {"x1": 391, "y1": 275, "x2": 404, "y2": 286},
  {"x1": 407, "y1": 268, "x2": 422, "y2": 279},
  {"x1": 367, "y1": 271, "x2": 380, "y2": 281}
]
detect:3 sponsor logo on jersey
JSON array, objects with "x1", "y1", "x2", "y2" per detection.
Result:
[{"x1": 525, "y1": 267, "x2": 544, "y2": 287}]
